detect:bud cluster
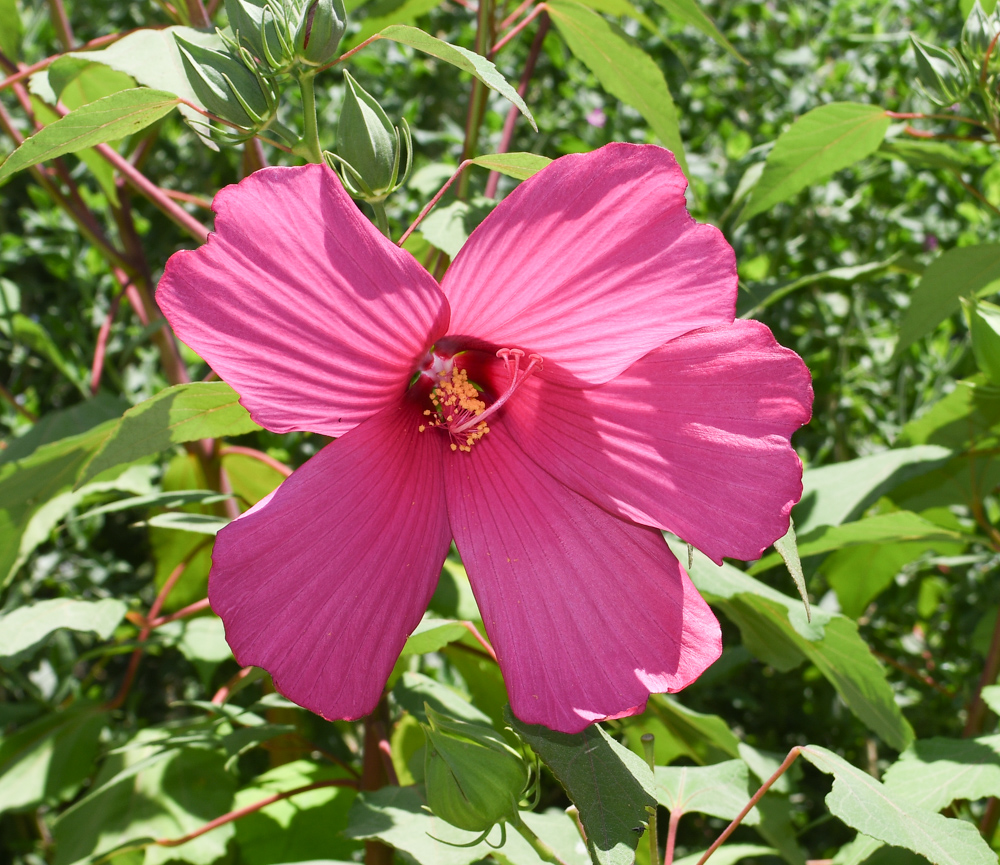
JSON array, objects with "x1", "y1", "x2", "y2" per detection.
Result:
[{"x1": 225, "y1": 0, "x2": 348, "y2": 74}]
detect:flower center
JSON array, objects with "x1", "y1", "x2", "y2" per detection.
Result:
[{"x1": 418, "y1": 348, "x2": 542, "y2": 452}]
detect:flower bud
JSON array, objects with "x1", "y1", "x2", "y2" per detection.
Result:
[
  {"x1": 422, "y1": 705, "x2": 528, "y2": 833},
  {"x1": 911, "y1": 36, "x2": 972, "y2": 106},
  {"x1": 293, "y1": 0, "x2": 347, "y2": 66},
  {"x1": 176, "y1": 36, "x2": 277, "y2": 134},
  {"x1": 328, "y1": 71, "x2": 411, "y2": 202},
  {"x1": 225, "y1": 0, "x2": 293, "y2": 73}
]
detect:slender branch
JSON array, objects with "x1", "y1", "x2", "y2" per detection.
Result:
[
  {"x1": 979, "y1": 796, "x2": 999, "y2": 840},
  {"x1": 457, "y1": 0, "x2": 496, "y2": 198},
  {"x1": 378, "y1": 738, "x2": 399, "y2": 786},
  {"x1": 949, "y1": 168, "x2": 1000, "y2": 217},
  {"x1": 148, "y1": 597, "x2": 212, "y2": 629},
  {"x1": 219, "y1": 445, "x2": 293, "y2": 478},
  {"x1": 884, "y1": 109, "x2": 988, "y2": 129},
  {"x1": 695, "y1": 748, "x2": 802, "y2": 865},
  {"x1": 47, "y1": 0, "x2": 76, "y2": 50},
  {"x1": 363, "y1": 699, "x2": 395, "y2": 865},
  {"x1": 155, "y1": 780, "x2": 358, "y2": 847},
  {"x1": 90, "y1": 291, "x2": 123, "y2": 394},
  {"x1": 0, "y1": 382, "x2": 38, "y2": 422},
  {"x1": 160, "y1": 189, "x2": 214, "y2": 210},
  {"x1": 662, "y1": 809, "x2": 681, "y2": 865},
  {"x1": 316, "y1": 33, "x2": 385, "y2": 73},
  {"x1": 489, "y1": 4, "x2": 545, "y2": 57},
  {"x1": 458, "y1": 620, "x2": 497, "y2": 661},
  {"x1": 206, "y1": 0, "x2": 224, "y2": 16},
  {"x1": 510, "y1": 813, "x2": 569, "y2": 864},
  {"x1": 183, "y1": 0, "x2": 211, "y2": 26},
  {"x1": 398, "y1": 160, "x2": 472, "y2": 246},
  {"x1": 212, "y1": 665, "x2": 256, "y2": 705},
  {"x1": 485, "y1": 13, "x2": 549, "y2": 198},
  {"x1": 499, "y1": 0, "x2": 536, "y2": 32},
  {"x1": 902, "y1": 125, "x2": 984, "y2": 143}
]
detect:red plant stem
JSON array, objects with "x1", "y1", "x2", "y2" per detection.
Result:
[
  {"x1": 90, "y1": 291, "x2": 123, "y2": 394},
  {"x1": 885, "y1": 109, "x2": 987, "y2": 128},
  {"x1": 378, "y1": 739, "x2": 400, "y2": 786},
  {"x1": 183, "y1": 0, "x2": 211, "y2": 26},
  {"x1": 155, "y1": 780, "x2": 358, "y2": 847},
  {"x1": 489, "y1": 4, "x2": 545, "y2": 56},
  {"x1": 459, "y1": 620, "x2": 497, "y2": 661},
  {"x1": 662, "y1": 809, "x2": 681, "y2": 865},
  {"x1": 695, "y1": 748, "x2": 802, "y2": 865},
  {"x1": 47, "y1": 0, "x2": 75, "y2": 49},
  {"x1": 499, "y1": 0, "x2": 536, "y2": 33},
  {"x1": 980, "y1": 796, "x2": 1000, "y2": 841},
  {"x1": 964, "y1": 604, "x2": 1000, "y2": 736},
  {"x1": 215, "y1": 462, "x2": 243, "y2": 521},
  {"x1": 0, "y1": 382, "x2": 38, "y2": 422},
  {"x1": 206, "y1": 0, "x2": 223, "y2": 16},
  {"x1": 362, "y1": 699, "x2": 395, "y2": 865},
  {"x1": 901, "y1": 125, "x2": 983, "y2": 143},
  {"x1": 212, "y1": 665, "x2": 256, "y2": 705},
  {"x1": 485, "y1": 14, "x2": 549, "y2": 199},
  {"x1": 318, "y1": 33, "x2": 385, "y2": 73},
  {"x1": 148, "y1": 597, "x2": 212, "y2": 629},
  {"x1": 218, "y1": 445, "x2": 292, "y2": 478},
  {"x1": 106, "y1": 542, "x2": 210, "y2": 711},
  {"x1": 398, "y1": 160, "x2": 472, "y2": 246},
  {"x1": 982, "y1": 31, "x2": 1000, "y2": 86}
]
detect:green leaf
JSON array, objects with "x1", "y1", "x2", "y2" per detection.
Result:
[
  {"x1": 898, "y1": 377, "x2": 1000, "y2": 450},
  {"x1": 673, "y1": 540, "x2": 914, "y2": 750},
  {"x1": 0, "y1": 598, "x2": 127, "y2": 658},
  {"x1": 75, "y1": 489, "x2": 233, "y2": 520},
  {"x1": 574, "y1": 0, "x2": 657, "y2": 32},
  {"x1": 400, "y1": 618, "x2": 471, "y2": 656},
  {"x1": 644, "y1": 696, "x2": 741, "y2": 765},
  {"x1": 53, "y1": 737, "x2": 237, "y2": 865},
  {"x1": 654, "y1": 759, "x2": 759, "y2": 823},
  {"x1": 144, "y1": 512, "x2": 230, "y2": 535},
  {"x1": 673, "y1": 845, "x2": 778, "y2": 865},
  {"x1": 752, "y1": 511, "x2": 965, "y2": 574},
  {"x1": 4, "y1": 313, "x2": 88, "y2": 396},
  {"x1": 469, "y1": 151, "x2": 552, "y2": 180},
  {"x1": 896, "y1": 244, "x2": 1000, "y2": 355},
  {"x1": 345, "y1": 0, "x2": 445, "y2": 47},
  {"x1": 377, "y1": 26, "x2": 536, "y2": 130},
  {"x1": 738, "y1": 103, "x2": 890, "y2": 223},
  {"x1": 546, "y1": 0, "x2": 688, "y2": 177},
  {"x1": 877, "y1": 138, "x2": 975, "y2": 172},
  {"x1": 774, "y1": 518, "x2": 810, "y2": 620},
  {"x1": 79, "y1": 382, "x2": 261, "y2": 485},
  {"x1": 800, "y1": 744, "x2": 996, "y2": 865},
  {"x1": 647, "y1": 0, "x2": 744, "y2": 61},
  {"x1": 832, "y1": 834, "x2": 928, "y2": 865},
  {"x1": 0, "y1": 0, "x2": 23, "y2": 61},
  {"x1": 881, "y1": 735, "x2": 1000, "y2": 812},
  {"x1": 420, "y1": 196, "x2": 496, "y2": 257},
  {"x1": 0, "y1": 89, "x2": 181, "y2": 183},
  {"x1": 393, "y1": 671, "x2": 493, "y2": 725},
  {"x1": 0, "y1": 704, "x2": 107, "y2": 815},
  {"x1": 965, "y1": 297, "x2": 1000, "y2": 383},
  {"x1": 1, "y1": 394, "x2": 127, "y2": 466},
  {"x1": 234, "y1": 760, "x2": 361, "y2": 865},
  {"x1": 795, "y1": 445, "x2": 954, "y2": 535},
  {"x1": 159, "y1": 616, "x2": 233, "y2": 685},
  {"x1": 505, "y1": 707, "x2": 656, "y2": 865}
]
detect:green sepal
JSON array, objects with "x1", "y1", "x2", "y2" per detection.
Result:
[
  {"x1": 910, "y1": 36, "x2": 973, "y2": 106},
  {"x1": 293, "y1": 0, "x2": 348, "y2": 66}
]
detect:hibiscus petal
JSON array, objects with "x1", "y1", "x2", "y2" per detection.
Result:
[
  {"x1": 503, "y1": 320, "x2": 813, "y2": 564},
  {"x1": 209, "y1": 400, "x2": 451, "y2": 721},
  {"x1": 445, "y1": 425, "x2": 721, "y2": 734},
  {"x1": 441, "y1": 143, "x2": 736, "y2": 386},
  {"x1": 157, "y1": 164, "x2": 449, "y2": 437}
]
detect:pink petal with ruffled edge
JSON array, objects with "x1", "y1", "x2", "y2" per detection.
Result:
[
  {"x1": 503, "y1": 320, "x2": 813, "y2": 564},
  {"x1": 209, "y1": 399, "x2": 451, "y2": 721},
  {"x1": 441, "y1": 143, "x2": 736, "y2": 386},
  {"x1": 157, "y1": 164, "x2": 449, "y2": 437},
  {"x1": 444, "y1": 424, "x2": 721, "y2": 734}
]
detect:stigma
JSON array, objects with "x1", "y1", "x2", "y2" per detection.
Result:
[{"x1": 419, "y1": 348, "x2": 542, "y2": 452}]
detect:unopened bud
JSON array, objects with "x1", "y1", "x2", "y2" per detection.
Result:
[
  {"x1": 911, "y1": 36, "x2": 972, "y2": 106},
  {"x1": 294, "y1": 0, "x2": 347, "y2": 66},
  {"x1": 327, "y1": 70, "x2": 411, "y2": 202},
  {"x1": 422, "y1": 705, "x2": 528, "y2": 833},
  {"x1": 176, "y1": 36, "x2": 277, "y2": 133},
  {"x1": 225, "y1": 0, "x2": 294, "y2": 72}
]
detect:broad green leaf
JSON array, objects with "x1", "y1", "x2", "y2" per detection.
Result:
[
  {"x1": 48, "y1": 57, "x2": 136, "y2": 104},
  {"x1": 877, "y1": 138, "x2": 975, "y2": 172},
  {"x1": 506, "y1": 707, "x2": 656, "y2": 865},
  {"x1": 0, "y1": 598, "x2": 127, "y2": 658},
  {"x1": 546, "y1": 0, "x2": 688, "y2": 177},
  {"x1": 898, "y1": 377, "x2": 1000, "y2": 450},
  {"x1": 377, "y1": 26, "x2": 535, "y2": 129},
  {"x1": 144, "y1": 512, "x2": 230, "y2": 535},
  {"x1": 654, "y1": 760, "x2": 759, "y2": 823},
  {"x1": 673, "y1": 540, "x2": 913, "y2": 750},
  {"x1": 648, "y1": 0, "x2": 744, "y2": 60},
  {"x1": 751, "y1": 511, "x2": 965, "y2": 574},
  {"x1": 0, "y1": 89, "x2": 181, "y2": 183},
  {"x1": 795, "y1": 446, "x2": 954, "y2": 534},
  {"x1": 0, "y1": 418, "x2": 125, "y2": 588},
  {"x1": 400, "y1": 618, "x2": 470, "y2": 656},
  {"x1": 674, "y1": 846, "x2": 778, "y2": 865},
  {"x1": 393, "y1": 671, "x2": 493, "y2": 724},
  {"x1": 159, "y1": 616, "x2": 232, "y2": 685},
  {"x1": 881, "y1": 735, "x2": 1000, "y2": 812},
  {"x1": 79, "y1": 382, "x2": 261, "y2": 485},
  {"x1": 738, "y1": 103, "x2": 890, "y2": 223},
  {"x1": 420, "y1": 196, "x2": 496, "y2": 258},
  {"x1": 1, "y1": 394, "x2": 126, "y2": 466},
  {"x1": 0, "y1": 704, "x2": 107, "y2": 815},
  {"x1": 234, "y1": 760, "x2": 361, "y2": 865},
  {"x1": 774, "y1": 518, "x2": 810, "y2": 620},
  {"x1": 469, "y1": 151, "x2": 552, "y2": 180},
  {"x1": 644, "y1": 696, "x2": 741, "y2": 765},
  {"x1": 0, "y1": 0, "x2": 22, "y2": 60},
  {"x1": 800, "y1": 744, "x2": 996, "y2": 865},
  {"x1": 76, "y1": 489, "x2": 232, "y2": 520},
  {"x1": 896, "y1": 244, "x2": 1000, "y2": 355},
  {"x1": 576, "y1": 0, "x2": 657, "y2": 32},
  {"x1": 2, "y1": 313, "x2": 88, "y2": 395},
  {"x1": 53, "y1": 736, "x2": 237, "y2": 865},
  {"x1": 832, "y1": 835, "x2": 926, "y2": 865},
  {"x1": 965, "y1": 297, "x2": 1000, "y2": 383}
]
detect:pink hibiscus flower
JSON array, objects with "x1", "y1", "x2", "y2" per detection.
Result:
[{"x1": 157, "y1": 143, "x2": 812, "y2": 734}]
